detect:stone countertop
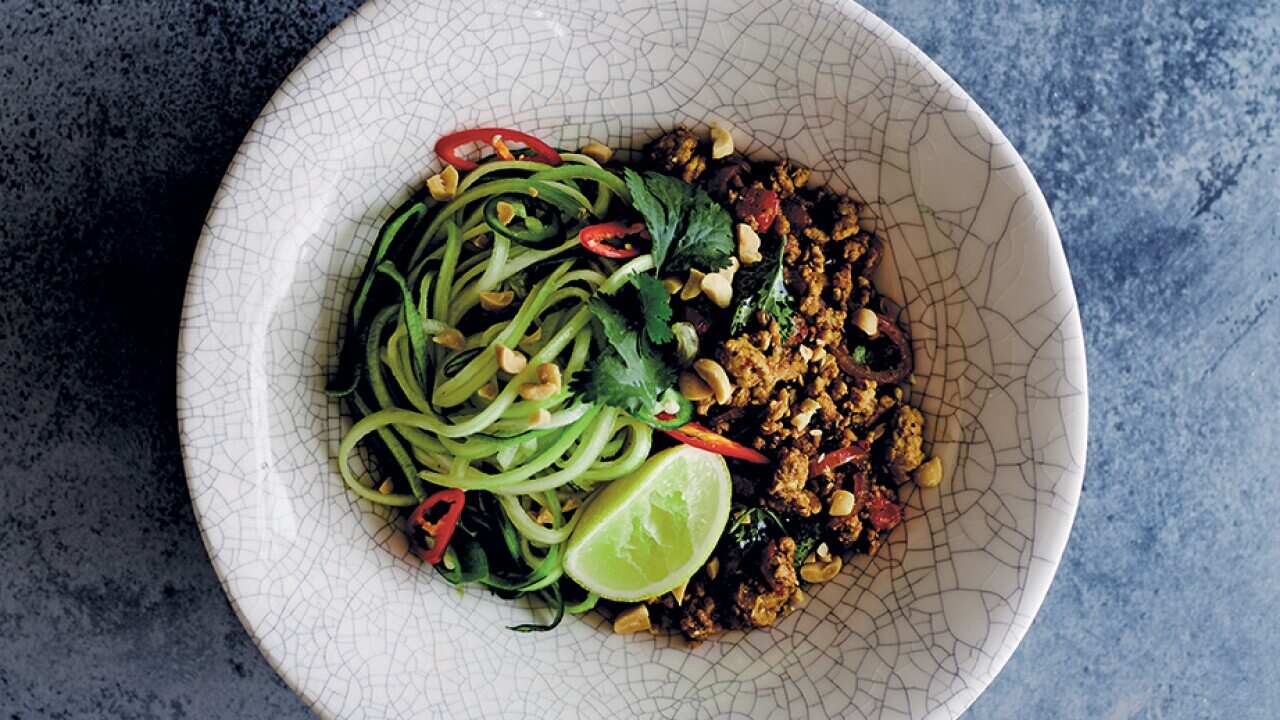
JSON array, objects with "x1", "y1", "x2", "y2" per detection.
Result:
[{"x1": 1, "y1": 1, "x2": 1276, "y2": 718}]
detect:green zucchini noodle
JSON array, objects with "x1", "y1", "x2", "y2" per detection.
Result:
[{"x1": 331, "y1": 150, "x2": 653, "y2": 621}]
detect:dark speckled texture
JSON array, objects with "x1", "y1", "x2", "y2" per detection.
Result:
[{"x1": 0, "y1": 1, "x2": 1276, "y2": 718}]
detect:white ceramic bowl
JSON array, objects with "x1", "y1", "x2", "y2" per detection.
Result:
[{"x1": 178, "y1": 1, "x2": 1087, "y2": 717}]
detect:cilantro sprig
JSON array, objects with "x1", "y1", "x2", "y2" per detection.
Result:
[
  {"x1": 729, "y1": 241, "x2": 795, "y2": 336},
  {"x1": 623, "y1": 169, "x2": 733, "y2": 275},
  {"x1": 574, "y1": 285, "x2": 676, "y2": 417}
]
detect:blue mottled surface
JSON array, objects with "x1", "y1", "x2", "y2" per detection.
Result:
[{"x1": 0, "y1": 1, "x2": 1276, "y2": 718}]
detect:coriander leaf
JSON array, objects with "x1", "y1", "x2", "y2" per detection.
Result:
[
  {"x1": 574, "y1": 343, "x2": 675, "y2": 416},
  {"x1": 730, "y1": 242, "x2": 795, "y2": 337},
  {"x1": 628, "y1": 274, "x2": 674, "y2": 344},
  {"x1": 586, "y1": 296, "x2": 633, "y2": 353},
  {"x1": 624, "y1": 168, "x2": 734, "y2": 274},
  {"x1": 665, "y1": 192, "x2": 733, "y2": 274},
  {"x1": 579, "y1": 292, "x2": 677, "y2": 415},
  {"x1": 849, "y1": 344, "x2": 871, "y2": 365},
  {"x1": 624, "y1": 168, "x2": 688, "y2": 272}
]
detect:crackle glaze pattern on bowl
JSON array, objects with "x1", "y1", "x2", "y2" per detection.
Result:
[{"x1": 176, "y1": 0, "x2": 1087, "y2": 717}]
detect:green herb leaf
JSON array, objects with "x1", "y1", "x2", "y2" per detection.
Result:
[
  {"x1": 623, "y1": 168, "x2": 733, "y2": 274},
  {"x1": 667, "y1": 192, "x2": 733, "y2": 274},
  {"x1": 725, "y1": 505, "x2": 786, "y2": 556},
  {"x1": 730, "y1": 242, "x2": 795, "y2": 336},
  {"x1": 577, "y1": 295, "x2": 677, "y2": 415},
  {"x1": 624, "y1": 168, "x2": 685, "y2": 272},
  {"x1": 849, "y1": 344, "x2": 871, "y2": 365},
  {"x1": 628, "y1": 274, "x2": 674, "y2": 344}
]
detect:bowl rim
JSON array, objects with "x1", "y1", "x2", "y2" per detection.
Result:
[{"x1": 177, "y1": 1, "x2": 1087, "y2": 717}]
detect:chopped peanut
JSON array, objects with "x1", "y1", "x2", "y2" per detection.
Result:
[
  {"x1": 735, "y1": 223, "x2": 763, "y2": 264},
  {"x1": 432, "y1": 328, "x2": 465, "y2": 350},
  {"x1": 678, "y1": 371, "x2": 713, "y2": 402},
  {"x1": 829, "y1": 490, "x2": 856, "y2": 517},
  {"x1": 799, "y1": 555, "x2": 842, "y2": 583},
  {"x1": 694, "y1": 358, "x2": 733, "y2": 404},
  {"x1": 479, "y1": 290, "x2": 514, "y2": 311},
  {"x1": 671, "y1": 580, "x2": 688, "y2": 606},
  {"x1": 495, "y1": 344, "x2": 527, "y2": 374},
  {"x1": 580, "y1": 141, "x2": 614, "y2": 164},
  {"x1": 518, "y1": 326, "x2": 542, "y2": 351},
  {"x1": 528, "y1": 408, "x2": 552, "y2": 428},
  {"x1": 536, "y1": 363, "x2": 562, "y2": 387},
  {"x1": 914, "y1": 456, "x2": 943, "y2": 488},
  {"x1": 710, "y1": 125, "x2": 734, "y2": 159},
  {"x1": 700, "y1": 272, "x2": 732, "y2": 308},
  {"x1": 476, "y1": 378, "x2": 499, "y2": 401},
  {"x1": 852, "y1": 308, "x2": 879, "y2": 337},
  {"x1": 518, "y1": 382, "x2": 557, "y2": 401},
  {"x1": 494, "y1": 200, "x2": 517, "y2": 226},
  {"x1": 426, "y1": 164, "x2": 459, "y2": 200},
  {"x1": 612, "y1": 604, "x2": 651, "y2": 634},
  {"x1": 680, "y1": 269, "x2": 705, "y2": 301}
]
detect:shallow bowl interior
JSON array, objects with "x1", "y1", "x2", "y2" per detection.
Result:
[{"x1": 177, "y1": 1, "x2": 1087, "y2": 717}]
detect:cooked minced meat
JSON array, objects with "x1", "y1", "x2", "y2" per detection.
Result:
[{"x1": 637, "y1": 128, "x2": 925, "y2": 642}]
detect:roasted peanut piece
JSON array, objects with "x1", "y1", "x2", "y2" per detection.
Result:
[
  {"x1": 536, "y1": 363, "x2": 562, "y2": 387},
  {"x1": 518, "y1": 326, "x2": 542, "y2": 351},
  {"x1": 580, "y1": 141, "x2": 614, "y2": 164},
  {"x1": 479, "y1": 290, "x2": 514, "y2": 311},
  {"x1": 476, "y1": 378, "x2": 499, "y2": 401},
  {"x1": 518, "y1": 382, "x2": 557, "y2": 401},
  {"x1": 735, "y1": 223, "x2": 763, "y2": 264},
  {"x1": 798, "y1": 344, "x2": 814, "y2": 362},
  {"x1": 791, "y1": 397, "x2": 821, "y2": 430},
  {"x1": 494, "y1": 200, "x2": 517, "y2": 226},
  {"x1": 815, "y1": 542, "x2": 832, "y2": 563},
  {"x1": 495, "y1": 344, "x2": 528, "y2": 374},
  {"x1": 612, "y1": 604, "x2": 651, "y2": 634},
  {"x1": 694, "y1": 358, "x2": 733, "y2": 404},
  {"x1": 914, "y1": 456, "x2": 943, "y2": 488},
  {"x1": 671, "y1": 580, "x2": 688, "y2": 606},
  {"x1": 852, "y1": 307, "x2": 879, "y2": 337},
  {"x1": 700, "y1": 272, "x2": 732, "y2": 308},
  {"x1": 799, "y1": 555, "x2": 843, "y2": 583},
  {"x1": 377, "y1": 478, "x2": 395, "y2": 495},
  {"x1": 706, "y1": 557, "x2": 720, "y2": 580},
  {"x1": 432, "y1": 327, "x2": 465, "y2": 350},
  {"x1": 829, "y1": 489, "x2": 856, "y2": 517},
  {"x1": 534, "y1": 505, "x2": 553, "y2": 525},
  {"x1": 710, "y1": 125, "x2": 734, "y2": 159},
  {"x1": 528, "y1": 408, "x2": 552, "y2": 428},
  {"x1": 426, "y1": 164, "x2": 460, "y2": 200},
  {"x1": 680, "y1": 269, "x2": 706, "y2": 300},
  {"x1": 679, "y1": 371, "x2": 713, "y2": 402}
]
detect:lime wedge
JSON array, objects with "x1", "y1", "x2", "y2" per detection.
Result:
[{"x1": 564, "y1": 445, "x2": 732, "y2": 601}]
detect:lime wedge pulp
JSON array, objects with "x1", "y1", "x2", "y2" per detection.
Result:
[{"x1": 564, "y1": 445, "x2": 732, "y2": 602}]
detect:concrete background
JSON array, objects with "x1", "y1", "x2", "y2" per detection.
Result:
[{"x1": 1, "y1": 1, "x2": 1277, "y2": 717}]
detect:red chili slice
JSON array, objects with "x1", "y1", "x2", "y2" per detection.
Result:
[
  {"x1": 866, "y1": 495, "x2": 903, "y2": 532},
  {"x1": 435, "y1": 128, "x2": 562, "y2": 171},
  {"x1": 408, "y1": 487, "x2": 466, "y2": 565},
  {"x1": 808, "y1": 443, "x2": 870, "y2": 478},
  {"x1": 662, "y1": 421, "x2": 769, "y2": 464},
  {"x1": 579, "y1": 221, "x2": 646, "y2": 258},
  {"x1": 733, "y1": 186, "x2": 780, "y2": 232}
]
